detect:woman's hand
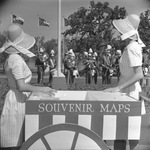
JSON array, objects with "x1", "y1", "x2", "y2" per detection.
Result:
[
  {"x1": 41, "y1": 87, "x2": 57, "y2": 97},
  {"x1": 16, "y1": 79, "x2": 57, "y2": 97},
  {"x1": 103, "y1": 86, "x2": 121, "y2": 92}
]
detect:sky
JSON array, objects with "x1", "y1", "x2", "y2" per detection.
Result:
[{"x1": 0, "y1": 0, "x2": 149, "y2": 41}]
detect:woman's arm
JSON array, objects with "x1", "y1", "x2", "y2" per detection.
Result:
[
  {"x1": 16, "y1": 79, "x2": 56, "y2": 96},
  {"x1": 118, "y1": 66, "x2": 143, "y2": 90},
  {"x1": 103, "y1": 66, "x2": 143, "y2": 92}
]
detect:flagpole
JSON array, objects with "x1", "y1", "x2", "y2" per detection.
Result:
[
  {"x1": 57, "y1": 0, "x2": 62, "y2": 76},
  {"x1": 37, "y1": 14, "x2": 40, "y2": 54},
  {"x1": 51, "y1": 0, "x2": 67, "y2": 89}
]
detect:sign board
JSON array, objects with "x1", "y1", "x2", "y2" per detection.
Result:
[{"x1": 25, "y1": 91, "x2": 142, "y2": 141}]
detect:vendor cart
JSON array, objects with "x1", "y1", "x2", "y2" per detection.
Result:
[{"x1": 20, "y1": 91, "x2": 149, "y2": 150}]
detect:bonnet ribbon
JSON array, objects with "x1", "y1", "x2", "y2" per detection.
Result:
[{"x1": 120, "y1": 20, "x2": 145, "y2": 48}]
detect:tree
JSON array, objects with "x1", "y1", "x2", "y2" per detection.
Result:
[
  {"x1": 32, "y1": 36, "x2": 46, "y2": 54},
  {"x1": 0, "y1": 32, "x2": 7, "y2": 70},
  {"x1": 139, "y1": 10, "x2": 150, "y2": 48},
  {"x1": 63, "y1": 1, "x2": 127, "y2": 54},
  {"x1": 139, "y1": 10, "x2": 150, "y2": 62},
  {"x1": 44, "y1": 38, "x2": 58, "y2": 55}
]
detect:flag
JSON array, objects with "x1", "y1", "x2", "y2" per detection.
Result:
[
  {"x1": 64, "y1": 18, "x2": 68, "y2": 26},
  {"x1": 12, "y1": 14, "x2": 24, "y2": 25},
  {"x1": 39, "y1": 17, "x2": 49, "y2": 27}
]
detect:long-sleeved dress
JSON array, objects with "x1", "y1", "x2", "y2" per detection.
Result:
[{"x1": 0, "y1": 54, "x2": 32, "y2": 147}]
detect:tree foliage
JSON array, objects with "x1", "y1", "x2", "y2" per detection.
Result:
[
  {"x1": 64, "y1": 1, "x2": 127, "y2": 54},
  {"x1": 0, "y1": 32, "x2": 7, "y2": 65},
  {"x1": 139, "y1": 10, "x2": 150, "y2": 48},
  {"x1": 44, "y1": 38, "x2": 58, "y2": 55}
]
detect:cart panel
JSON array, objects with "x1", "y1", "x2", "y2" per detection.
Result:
[{"x1": 25, "y1": 91, "x2": 142, "y2": 141}]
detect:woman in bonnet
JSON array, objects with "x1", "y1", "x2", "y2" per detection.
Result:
[
  {"x1": 104, "y1": 14, "x2": 146, "y2": 150},
  {"x1": 0, "y1": 24, "x2": 56, "y2": 150}
]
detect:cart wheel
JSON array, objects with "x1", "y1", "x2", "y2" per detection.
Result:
[{"x1": 20, "y1": 123, "x2": 109, "y2": 150}]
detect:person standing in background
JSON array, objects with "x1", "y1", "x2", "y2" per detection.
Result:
[
  {"x1": 35, "y1": 51, "x2": 45, "y2": 85},
  {"x1": 142, "y1": 49, "x2": 149, "y2": 76},
  {"x1": 48, "y1": 49, "x2": 57, "y2": 87},
  {"x1": 101, "y1": 46, "x2": 112, "y2": 84},
  {"x1": 84, "y1": 48, "x2": 94, "y2": 84},
  {"x1": 92, "y1": 51, "x2": 98, "y2": 84},
  {"x1": 68, "y1": 51, "x2": 76, "y2": 84},
  {"x1": 115, "y1": 50, "x2": 122, "y2": 81},
  {"x1": 64, "y1": 49, "x2": 76, "y2": 84}
]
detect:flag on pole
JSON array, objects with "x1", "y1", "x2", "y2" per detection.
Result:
[
  {"x1": 39, "y1": 17, "x2": 49, "y2": 27},
  {"x1": 11, "y1": 14, "x2": 24, "y2": 25}
]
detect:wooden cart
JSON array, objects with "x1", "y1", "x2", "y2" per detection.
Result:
[{"x1": 20, "y1": 91, "x2": 149, "y2": 150}]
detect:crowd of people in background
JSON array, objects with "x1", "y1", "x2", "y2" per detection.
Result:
[
  {"x1": 34, "y1": 44, "x2": 123, "y2": 86},
  {"x1": 35, "y1": 44, "x2": 150, "y2": 87},
  {"x1": 63, "y1": 45, "x2": 122, "y2": 85}
]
